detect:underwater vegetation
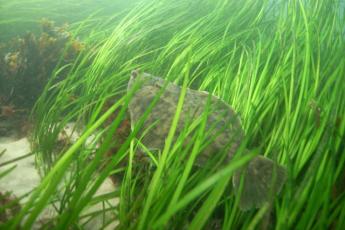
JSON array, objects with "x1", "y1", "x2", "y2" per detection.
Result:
[
  {"x1": 127, "y1": 70, "x2": 287, "y2": 211},
  {"x1": 0, "y1": 19, "x2": 84, "y2": 136},
  {"x1": 0, "y1": 0, "x2": 345, "y2": 229},
  {"x1": 0, "y1": 18, "x2": 84, "y2": 108},
  {"x1": 0, "y1": 191, "x2": 21, "y2": 225}
]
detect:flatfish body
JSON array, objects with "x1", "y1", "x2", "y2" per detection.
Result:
[
  {"x1": 127, "y1": 70, "x2": 286, "y2": 210},
  {"x1": 128, "y1": 71, "x2": 244, "y2": 165}
]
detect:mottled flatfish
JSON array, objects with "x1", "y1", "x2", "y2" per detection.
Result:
[{"x1": 127, "y1": 70, "x2": 286, "y2": 210}]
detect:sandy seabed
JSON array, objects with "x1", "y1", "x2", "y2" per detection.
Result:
[{"x1": 0, "y1": 126, "x2": 118, "y2": 229}]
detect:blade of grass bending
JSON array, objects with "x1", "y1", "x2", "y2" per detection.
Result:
[
  {"x1": 0, "y1": 152, "x2": 34, "y2": 167},
  {"x1": 166, "y1": 95, "x2": 212, "y2": 211},
  {"x1": 56, "y1": 77, "x2": 142, "y2": 227},
  {"x1": 12, "y1": 97, "x2": 125, "y2": 229},
  {"x1": 59, "y1": 72, "x2": 171, "y2": 228},
  {"x1": 247, "y1": 203, "x2": 270, "y2": 230},
  {"x1": 0, "y1": 165, "x2": 17, "y2": 179},
  {"x1": 56, "y1": 98, "x2": 129, "y2": 227},
  {"x1": 188, "y1": 174, "x2": 232, "y2": 230},
  {"x1": 153, "y1": 151, "x2": 255, "y2": 227},
  {"x1": 137, "y1": 68, "x2": 190, "y2": 230}
]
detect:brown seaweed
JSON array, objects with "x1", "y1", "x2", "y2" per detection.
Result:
[{"x1": 0, "y1": 19, "x2": 85, "y2": 137}]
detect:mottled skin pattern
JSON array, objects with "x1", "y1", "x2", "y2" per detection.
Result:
[
  {"x1": 127, "y1": 70, "x2": 287, "y2": 210},
  {"x1": 128, "y1": 71, "x2": 244, "y2": 165}
]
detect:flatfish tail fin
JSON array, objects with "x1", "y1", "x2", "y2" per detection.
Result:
[{"x1": 232, "y1": 155, "x2": 287, "y2": 211}]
